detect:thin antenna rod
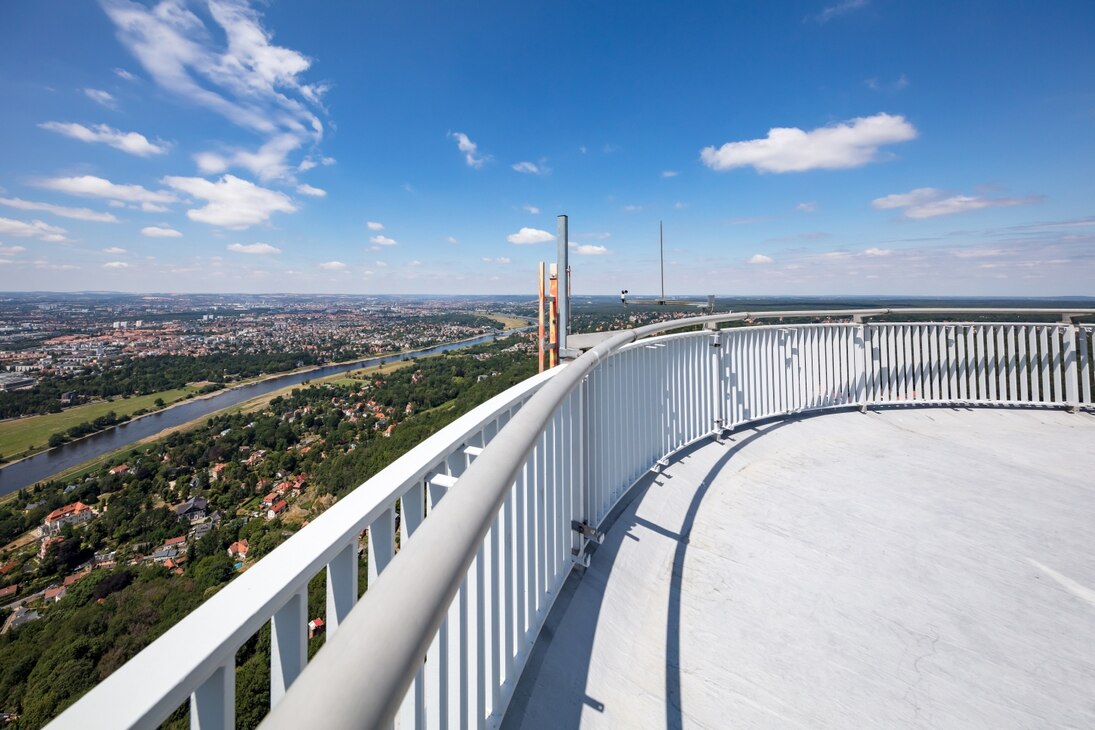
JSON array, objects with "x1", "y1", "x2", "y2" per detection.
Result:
[{"x1": 659, "y1": 220, "x2": 665, "y2": 302}]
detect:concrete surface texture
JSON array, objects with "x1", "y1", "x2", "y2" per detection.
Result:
[{"x1": 503, "y1": 408, "x2": 1095, "y2": 729}]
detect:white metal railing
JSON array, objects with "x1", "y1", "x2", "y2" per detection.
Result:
[{"x1": 48, "y1": 310, "x2": 1095, "y2": 730}]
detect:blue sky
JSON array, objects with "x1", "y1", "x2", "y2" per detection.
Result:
[{"x1": 1, "y1": 0, "x2": 1093, "y2": 296}]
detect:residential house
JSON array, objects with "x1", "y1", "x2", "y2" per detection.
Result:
[
  {"x1": 0, "y1": 584, "x2": 18, "y2": 601},
  {"x1": 266, "y1": 500, "x2": 288, "y2": 521},
  {"x1": 43, "y1": 501, "x2": 93, "y2": 534},
  {"x1": 308, "y1": 617, "x2": 325, "y2": 639},
  {"x1": 175, "y1": 496, "x2": 208, "y2": 523},
  {"x1": 43, "y1": 585, "x2": 66, "y2": 603},
  {"x1": 227, "y1": 539, "x2": 249, "y2": 560}
]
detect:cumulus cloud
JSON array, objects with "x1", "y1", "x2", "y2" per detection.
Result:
[
  {"x1": 523, "y1": 204, "x2": 540, "y2": 215},
  {"x1": 162, "y1": 174, "x2": 296, "y2": 228},
  {"x1": 228, "y1": 242, "x2": 280, "y2": 254},
  {"x1": 367, "y1": 221, "x2": 384, "y2": 230},
  {"x1": 796, "y1": 201, "x2": 818, "y2": 213},
  {"x1": 570, "y1": 243, "x2": 609, "y2": 256},
  {"x1": 84, "y1": 88, "x2": 117, "y2": 108},
  {"x1": 507, "y1": 227, "x2": 554, "y2": 245},
  {"x1": 623, "y1": 204, "x2": 642, "y2": 212},
  {"x1": 749, "y1": 254, "x2": 774, "y2": 264},
  {"x1": 141, "y1": 225, "x2": 182, "y2": 238},
  {"x1": 296, "y1": 183, "x2": 326, "y2": 197},
  {"x1": 0, "y1": 217, "x2": 69, "y2": 242},
  {"x1": 196, "y1": 133, "x2": 306, "y2": 181},
  {"x1": 114, "y1": 67, "x2": 137, "y2": 81},
  {"x1": 101, "y1": 0, "x2": 328, "y2": 182},
  {"x1": 39, "y1": 121, "x2": 168, "y2": 157},
  {"x1": 449, "y1": 132, "x2": 488, "y2": 168},
  {"x1": 701, "y1": 113, "x2": 916, "y2": 173},
  {"x1": 872, "y1": 187, "x2": 1041, "y2": 219},
  {"x1": 864, "y1": 247, "x2": 891, "y2": 256},
  {"x1": 0, "y1": 245, "x2": 27, "y2": 255},
  {"x1": 407, "y1": 260, "x2": 421, "y2": 267},
  {"x1": 319, "y1": 260, "x2": 347, "y2": 270},
  {"x1": 37, "y1": 175, "x2": 178, "y2": 206},
  {"x1": 446, "y1": 236, "x2": 459, "y2": 244},
  {"x1": 370, "y1": 234, "x2": 397, "y2": 246},
  {"x1": 482, "y1": 256, "x2": 511, "y2": 265},
  {"x1": 662, "y1": 170, "x2": 679, "y2": 178},
  {"x1": 0, "y1": 197, "x2": 118, "y2": 223},
  {"x1": 103, "y1": 246, "x2": 127, "y2": 254},
  {"x1": 103, "y1": 261, "x2": 130, "y2": 269}
]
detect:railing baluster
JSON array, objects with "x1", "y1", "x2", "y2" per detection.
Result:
[
  {"x1": 326, "y1": 542, "x2": 358, "y2": 635},
  {"x1": 191, "y1": 660, "x2": 234, "y2": 730},
  {"x1": 270, "y1": 588, "x2": 307, "y2": 706}
]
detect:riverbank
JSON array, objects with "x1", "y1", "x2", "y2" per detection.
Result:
[{"x1": 0, "y1": 325, "x2": 531, "y2": 494}]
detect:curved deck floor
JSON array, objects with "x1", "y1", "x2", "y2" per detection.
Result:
[{"x1": 503, "y1": 408, "x2": 1095, "y2": 729}]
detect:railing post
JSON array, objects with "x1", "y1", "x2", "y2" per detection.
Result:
[
  {"x1": 271, "y1": 588, "x2": 307, "y2": 706},
  {"x1": 326, "y1": 542, "x2": 358, "y2": 636},
  {"x1": 368, "y1": 506, "x2": 395, "y2": 585},
  {"x1": 191, "y1": 661, "x2": 234, "y2": 730},
  {"x1": 1063, "y1": 323, "x2": 1079, "y2": 411},
  {"x1": 857, "y1": 323, "x2": 870, "y2": 411}
]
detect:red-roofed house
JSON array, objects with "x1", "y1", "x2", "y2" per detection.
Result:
[
  {"x1": 0, "y1": 584, "x2": 18, "y2": 600},
  {"x1": 266, "y1": 500, "x2": 288, "y2": 521},
  {"x1": 163, "y1": 535, "x2": 187, "y2": 548},
  {"x1": 109, "y1": 464, "x2": 129, "y2": 476},
  {"x1": 227, "y1": 539, "x2": 250, "y2": 559},
  {"x1": 308, "y1": 617, "x2": 325, "y2": 639},
  {"x1": 261, "y1": 492, "x2": 279, "y2": 508},
  {"x1": 43, "y1": 501, "x2": 93, "y2": 534},
  {"x1": 63, "y1": 571, "x2": 90, "y2": 587},
  {"x1": 44, "y1": 585, "x2": 66, "y2": 603}
]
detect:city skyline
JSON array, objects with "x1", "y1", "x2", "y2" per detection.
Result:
[{"x1": 1, "y1": 0, "x2": 1094, "y2": 296}]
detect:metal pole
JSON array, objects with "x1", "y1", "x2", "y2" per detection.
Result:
[
  {"x1": 659, "y1": 220, "x2": 665, "y2": 303},
  {"x1": 557, "y1": 215, "x2": 569, "y2": 352},
  {"x1": 538, "y1": 262, "x2": 545, "y2": 373}
]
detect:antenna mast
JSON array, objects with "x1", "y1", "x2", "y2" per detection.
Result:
[{"x1": 659, "y1": 220, "x2": 665, "y2": 303}]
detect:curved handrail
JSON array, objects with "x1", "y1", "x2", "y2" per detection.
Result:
[{"x1": 263, "y1": 307, "x2": 1095, "y2": 729}]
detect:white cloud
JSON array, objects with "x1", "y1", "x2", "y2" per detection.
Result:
[
  {"x1": 319, "y1": 260, "x2": 347, "y2": 270},
  {"x1": 196, "y1": 133, "x2": 305, "y2": 181},
  {"x1": 84, "y1": 88, "x2": 117, "y2": 108},
  {"x1": 370, "y1": 234, "x2": 397, "y2": 246},
  {"x1": 507, "y1": 227, "x2": 554, "y2": 245},
  {"x1": 0, "y1": 217, "x2": 69, "y2": 242},
  {"x1": 675, "y1": 202, "x2": 687, "y2": 209},
  {"x1": 623, "y1": 204, "x2": 642, "y2": 212},
  {"x1": 103, "y1": 246, "x2": 127, "y2": 254},
  {"x1": 141, "y1": 225, "x2": 182, "y2": 238},
  {"x1": 701, "y1": 113, "x2": 917, "y2": 173},
  {"x1": 446, "y1": 236, "x2": 459, "y2": 244},
  {"x1": 449, "y1": 132, "x2": 488, "y2": 168},
  {"x1": 101, "y1": 0, "x2": 326, "y2": 180},
  {"x1": 0, "y1": 245, "x2": 27, "y2": 255},
  {"x1": 39, "y1": 121, "x2": 167, "y2": 157},
  {"x1": 114, "y1": 67, "x2": 137, "y2": 81},
  {"x1": 796, "y1": 201, "x2": 818, "y2": 213},
  {"x1": 0, "y1": 197, "x2": 119, "y2": 223},
  {"x1": 512, "y1": 161, "x2": 543, "y2": 175},
  {"x1": 103, "y1": 261, "x2": 129, "y2": 269},
  {"x1": 864, "y1": 247, "x2": 891, "y2": 256},
  {"x1": 748, "y1": 254, "x2": 774, "y2": 264},
  {"x1": 162, "y1": 174, "x2": 296, "y2": 228},
  {"x1": 523, "y1": 204, "x2": 540, "y2": 215},
  {"x1": 570, "y1": 244, "x2": 609, "y2": 256},
  {"x1": 662, "y1": 170, "x2": 679, "y2": 178},
  {"x1": 482, "y1": 256, "x2": 511, "y2": 264},
  {"x1": 296, "y1": 183, "x2": 326, "y2": 197},
  {"x1": 228, "y1": 242, "x2": 281, "y2": 254},
  {"x1": 367, "y1": 221, "x2": 384, "y2": 231},
  {"x1": 38, "y1": 175, "x2": 178, "y2": 206},
  {"x1": 814, "y1": 0, "x2": 869, "y2": 23},
  {"x1": 871, "y1": 187, "x2": 1041, "y2": 219},
  {"x1": 375, "y1": 260, "x2": 388, "y2": 267},
  {"x1": 407, "y1": 260, "x2": 421, "y2": 267}
]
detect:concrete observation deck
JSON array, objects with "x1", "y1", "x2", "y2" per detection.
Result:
[{"x1": 505, "y1": 408, "x2": 1095, "y2": 729}]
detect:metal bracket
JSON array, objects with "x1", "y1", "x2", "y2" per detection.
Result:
[{"x1": 571, "y1": 520, "x2": 603, "y2": 544}]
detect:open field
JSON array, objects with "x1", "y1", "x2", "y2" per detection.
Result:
[
  {"x1": 0, "y1": 386, "x2": 201, "y2": 460},
  {"x1": 484, "y1": 313, "x2": 530, "y2": 329}
]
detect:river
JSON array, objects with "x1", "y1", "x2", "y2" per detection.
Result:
[{"x1": 0, "y1": 328, "x2": 531, "y2": 496}]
